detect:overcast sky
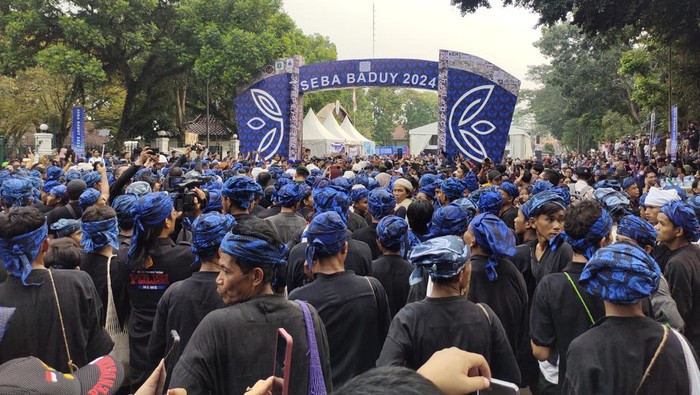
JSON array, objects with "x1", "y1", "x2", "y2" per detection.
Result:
[{"x1": 282, "y1": 0, "x2": 548, "y2": 90}]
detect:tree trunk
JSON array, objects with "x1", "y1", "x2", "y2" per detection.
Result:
[{"x1": 175, "y1": 76, "x2": 188, "y2": 145}]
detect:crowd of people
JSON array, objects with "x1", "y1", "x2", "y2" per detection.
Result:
[{"x1": 0, "y1": 137, "x2": 699, "y2": 395}]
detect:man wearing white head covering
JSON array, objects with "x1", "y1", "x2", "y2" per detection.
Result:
[{"x1": 644, "y1": 187, "x2": 681, "y2": 225}]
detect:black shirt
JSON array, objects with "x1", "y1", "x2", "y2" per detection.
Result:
[
  {"x1": 652, "y1": 243, "x2": 674, "y2": 273},
  {"x1": 499, "y1": 206, "x2": 518, "y2": 230},
  {"x1": 348, "y1": 211, "x2": 369, "y2": 232},
  {"x1": 468, "y1": 255, "x2": 528, "y2": 363},
  {"x1": 285, "y1": 238, "x2": 372, "y2": 293},
  {"x1": 562, "y1": 316, "x2": 692, "y2": 395},
  {"x1": 171, "y1": 294, "x2": 333, "y2": 395},
  {"x1": 531, "y1": 238, "x2": 572, "y2": 285},
  {"x1": 351, "y1": 223, "x2": 380, "y2": 260},
  {"x1": 665, "y1": 243, "x2": 700, "y2": 355},
  {"x1": 0, "y1": 269, "x2": 113, "y2": 372},
  {"x1": 376, "y1": 296, "x2": 521, "y2": 384},
  {"x1": 288, "y1": 271, "x2": 391, "y2": 387},
  {"x1": 126, "y1": 238, "x2": 195, "y2": 387},
  {"x1": 530, "y1": 262, "x2": 605, "y2": 385},
  {"x1": 148, "y1": 271, "x2": 224, "y2": 366},
  {"x1": 257, "y1": 205, "x2": 282, "y2": 219},
  {"x1": 370, "y1": 255, "x2": 413, "y2": 318},
  {"x1": 80, "y1": 253, "x2": 130, "y2": 328}
]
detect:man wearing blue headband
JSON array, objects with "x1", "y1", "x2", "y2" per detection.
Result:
[
  {"x1": 221, "y1": 175, "x2": 277, "y2": 237},
  {"x1": 529, "y1": 200, "x2": 608, "y2": 392},
  {"x1": 372, "y1": 215, "x2": 413, "y2": 318},
  {"x1": 350, "y1": 186, "x2": 372, "y2": 229},
  {"x1": 148, "y1": 213, "x2": 233, "y2": 370},
  {"x1": 498, "y1": 181, "x2": 520, "y2": 229},
  {"x1": 436, "y1": 177, "x2": 465, "y2": 206},
  {"x1": 352, "y1": 189, "x2": 397, "y2": 260},
  {"x1": 126, "y1": 192, "x2": 195, "y2": 390},
  {"x1": 616, "y1": 214, "x2": 684, "y2": 330},
  {"x1": 377, "y1": 236, "x2": 520, "y2": 384},
  {"x1": 0, "y1": 206, "x2": 113, "y2": 372},
  {"x1": 79, "y1": 206, "x2": 128, "y2": 329},
  {"x1": 289, "y1": 211, "x2": 390, "y2": 387},
  {"x1": 563, "y1": 243, "x2": 693, "y2": 394},
  {"x1": 264, "y1": 183, "x2": 307, "y2": 244},
  {"x1": 172, "y1": 220, "x2": 332, "y2": 394},
  {"x1": 464, "y1": 213, "x2": 526, "y2": 375},
  {"x1": 656, "y1": 200, "x2": 700, "y2": 356}
]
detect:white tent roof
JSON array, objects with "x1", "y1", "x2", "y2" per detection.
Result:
[
  {"x1": 340, "y1": 117, "x2": 372, "y2": 143},
  {"x1": 303, "y1": 109, "x2": 339, "y2": 141},
  {"x1": 323, "y1": 114, "x2": 359, "y2": 144}
]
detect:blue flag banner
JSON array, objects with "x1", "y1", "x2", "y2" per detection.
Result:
[
  {"x1": 234, "y1": 51, "x2": 519, "y2": 162},
  {"x1": 71, "y1": 107, "x2": 86, "y2": 159},
  {"x1": 670, "y1": 105, "x2": 678, "y2": 161}
]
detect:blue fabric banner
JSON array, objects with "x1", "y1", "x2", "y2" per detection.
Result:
[{"x1": 71, "y1": 107, "x2": 85, "y2": 159}]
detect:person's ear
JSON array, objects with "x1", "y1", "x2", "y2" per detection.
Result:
[
  {"x1": 250, "y1": 267, "x2": 265, "y2": 287},
  {"x1": 676, "y1": 226, "x2": 685, "y2": 239},
  {"x1": 40, "y1": 237, "x2": 50, "y2": 254},
  {"x1": 341, "y1": 241, "x2": 349, "y2": 255},
  {"x1": 527, "y1": 217, "x2": 535, "y2": 229}
]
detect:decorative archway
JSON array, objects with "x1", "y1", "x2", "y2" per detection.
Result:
[{"x1": 234, "y1": 50, "x2": 520, "y2": 163}]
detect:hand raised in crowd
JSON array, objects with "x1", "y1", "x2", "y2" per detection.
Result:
[
  {"x1": 416, "y1": 347, "x2": 492, "y2": 395},
  {"x1": 134, "y1": 359, "x2": 188, "y2": 395},
  {"x1": 135, "y1": 147, "x2": 156, "y2": 167}
]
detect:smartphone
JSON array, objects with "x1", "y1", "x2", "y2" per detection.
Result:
[
  {"x1": 150, "y1": 147, "x2": 160, "y2": 155},
  {"x1": 477, "y1": 378, "x2": 520, "y2": 395},
  {"x1": 159, "y1": 330, "x2": 180, "y2": 394},
  {"x1": 272, "y1": 328, "x2": 293, "y2": 395}
]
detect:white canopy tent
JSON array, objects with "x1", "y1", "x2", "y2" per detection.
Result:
[
  {"x1": 409, "y1": 122, "x2": 438, "y2": 154},
  {"x1": 322, "y1": 114, "x2": 361, "y2": 155},
  {"x1": 340, "y1": 117, "x2": 375, "y2": 155},
  {"x1": 302, "y1": 109, "x2": 344, "y2": 157}
]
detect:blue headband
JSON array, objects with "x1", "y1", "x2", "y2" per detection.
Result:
[
  {"x1": 129, "y1": 192, "x2": 174, "y2": 258},
  {"x1": 0, "y1": 221, "x2": 48, "y2": 286},
  {"x1": 350, "y1": 187, "x2": 370, "y2": 203},
  {"x1": 46, "y1": 166, "x2": 63, "y2": 181},
  {"x1": 532, "y1": 180, "x2": 553, "y2": 195},
  {"x1": 452, "y1": 198, "x2": 477, "y2": 224},
  {"x1": 477, "y1": 191, "x2": 502, "y2": 216},
  {"x1": 580, "y1": 243, "x2": 660, "y2": 304},
  {"x1": 304, "y1": 211, "x2": 347, "y2": 271},
  {"x1": 462, "y1": 172, "x2": 479, "y2": 193},
  {"x1": 313, "y1": 186, "x2": 350, "y2": 222},
  {"x1": 377, "y1": 215, "x2": 408, "y2": 252},
  {"x1": 429, "y1": 203, "x2": 468, "y2": 238},
  {"x1": 65, "y1": 169, "x2": 81, "y2": 182},
  {"x1": 192, "y1": 213, "x2": 236, "y2": 263},
  {"x1": 688, "y1": 195, "x2": 700, "y2": 219},
  {"x1": 409, "y1": 235, "x2": 471, "y2": 283},
  {"x1": 617, "y1": 214, "x2": 657, "y2": 247},
  {"x1": 367, "y1": 178, "x2": 379, "y2": 190},
  {"x1": 367, "y1": 189, "x2": 396, "y2": 219},
  {"x1": 49, "y1": 185, "x2": 67, "y2": 198},
  {"x1": 562, "y1": 208, "x2": 613, "y2": 259},
  {"x1": 639, "y1": 193, "x2": 648, "y2": 208},
  {"x1": 470, "y1": 213, "x2": 516, "y2": 281},
  {"x1": 520, "y1": 190, "x2": 565, "y2": 219},
  {"x1": 499, "y1": 181, "x2": 518, "y2": 200},
  {"x1": 111, "y1": 194, "x2": 138, "y2": 225},
  {"x1": 50, "y1": 218, "x2": 81, "y2": 238},
  {"x1": 204, "y1": 190, "x2": 223, "y2": 214},
  {"x1": 660, "y1": 201, "x2": 700, "y2": 242},
  {"x1": 125, "y1": 181, "x2": 151, "y2": 197},
  {"x1": 79, "y1": 188, "x2": 101, "y2": 210},
  {"x1": 42, "y1": 180, "x2": 61, "y2": 194},
  {"x1": 593, "y1": 188, "x2": 631, "y2": 220},
  {"x1": 551, "y1": 185, "x2": 571, "y2": 206},
  {"x1": 440, "y1": 178, "x2": 465, "y2": 201},
  {"x1": 1, "y1": 178, "x2": 33, "y2": 207},
  {"x1": 276, "y1": 183, "x2": 304, "y2": 207},
  {"x1": 272, "y1": 177, "x2": 293, "y2": 202},
  {"x1": 81, "y1": 217, "x2": 120, "y2": 253},
  {"x1": 220, "y1": 232, "x2": 287, "y2": 267},
  {"x1": 221, "y1": 176, "x2": 260, "y2": 210},
  {"x1": 419, "y1": 174, "x2": 437, "y2": 189},
  {"x1": 330, "y1": 177, "x2": 351, "y2": 192},
  {"x1": 82, "y1": 171, "x2": 101, "y2": 188},
  {"x1": 622, "y1": 177, "x2": 637, "y2": 190}
]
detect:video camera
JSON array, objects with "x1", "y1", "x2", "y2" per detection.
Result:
[{"x1": 172, "y1": 175, "x2": 212, "y2": 212}]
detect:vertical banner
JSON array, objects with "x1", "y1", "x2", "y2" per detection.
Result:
[
  {"x1": 670, "y1": 105, "x2": 678, "y2": 161},
  {"x1": 71, "y1": 107, "x2": 86, "y2": 159},
  {"x1": 289, "y1": 56, "x2": 303, "y2": 160},
  {"x1": 437, "y1": 50, "x2": 449, "y2": 155}
]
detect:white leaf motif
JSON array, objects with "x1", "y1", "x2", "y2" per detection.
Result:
[
  {"x1": 448, "y1": 84, "x2": 496, "y2": 162},
  {"x1": 471, "y1": 120, "x2": 496, "y2": 135},
  {"x1": 251, "y1": 89, "x2": 282, "y2": 120},
  {"x1": 247, "y1": 117, "x2": 265, "y2": 130},
  {"x1": 258, "y1": 128, "x2": 277, "y2": 154}
]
